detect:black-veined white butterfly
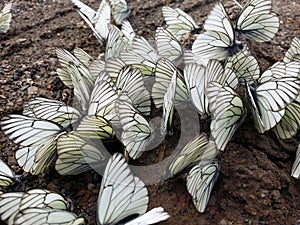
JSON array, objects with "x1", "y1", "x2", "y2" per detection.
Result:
[
  {"x1": 55, "y1": 131, "x2": 109, "y2": 175},
  {"x1": 162, "y1": 6, "x2": 200, "y2": 41},
  {"x1": 155, "y1": 26, "x2": 183, "y2": 64},
  {"x1": 0, "y1": 2, "x2": 12, "y2": 34},
  {"x1": 13, "y1": 208, "x2": 85, "y2": 225},
  {"x1": 167, "y1": 133, "x2": 218, "y2": 178},
  {"x1": 224, "y1": 48, "x2": 260, "y2": 85},
  {"x1": 0, "y1": 189, "x2": 72, "y2": 224},
  {"x1": 192, "y1": 0, "x2": 279, "y2": 64},
  {"x1": 121, "y1": 20, "x2": 136, "y2": 44},
  {"x1": 207, "y1": 81, "x2": 245, "y2": 151},
  {"x1": 115, "y1": 65, "x2": 151, "y2": 116},
  {"x1": 292, "y1": 144, "x2": 300, "y2": 179},
  {"x1": 0, "y1": 159, "x2": 19, "y2": 187},
  {"x1": 271, "y1": 100, "x2": 300, "y2": 140},
  {"x1": 186, "y1": 159, "x2": 220, "y2": 213},
  {"x1": 56, "y1": 48, "x2": 94, "y2": 112},
  {"x1": 247, "y1": 61, "x2": 300, "y2": 133},
  {"x1": 97, "y1": 153, "x2": 170, "y2": 225},
  {"x1": 115, "y1": 94, "x2": 152, "y2": 159},
  {"x1": 151, "y1": 57, "x2": 188, "y2": 109},
  {"x1": 108, "y1": 0, "x2": 130, "y2": 25},
  {"x1": 184, "y1": 59, "x2": 238, "y2": 116},
  {"x1": 72, "y1": 0, "x2": 111, "y2": 45},
  {"x1": 235, "y1": 0, "x2": 279, "y2": 42},
  {"x1": 283, "y1": 37, "x2": 300, "y2": 63}
]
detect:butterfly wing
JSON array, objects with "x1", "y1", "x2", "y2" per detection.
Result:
[
  {"x1": 207, "y1": 82, "x2": 244, "y2": 151},
  {"x1": 97, "y1": 153, "x2": 148, "y2": 225},
  {"x1": 124, "y1": 207, "x2": 170, "y2": 225},
  {"x1": 109, "y1": 0, "x2": 130, "y2": 25},
  {"x1": 271, "y1": 101, "x2": 300, "y2": 140},
  {"x1": 116, "y1": 95, "x2": 151, "y2": 159},
  {"x1": 13, "y1": 208, "x2": 85, "y2": 225},
  {"x1": 115, "y1": 66, "x2": 151, "y2": 115},
  {"x1": 0, "y1": 159, "x2": 16, "y2": 187},
  {"x1": 167, "y1": 134, "x2": 218, "y2": 178},
  {"x1": 152, "y1": 58, "x2": 188, "y2": 108},
  {"x1": 187, "y1": 159, "x2": 220, "y2": 213},
  {"x1": 236, "y1": 0, "x2": 279, "y2": 42},
  {"x1": 155, "y1": 27, "x2": 183, "y2": 63},
  {"x1": 162, "y1": 6, "x2": 199, "y2": 41},
  {"x1": 23, "y1": 97, "x2": 81, "y2": 128},
  {"x1": 0, "y1": 2, "x2": 12, "y2": 33},
  {"x1": 283, "y1": 37, "x2": 300, "y2": 63},
  {"x1": 192, "y1": 3, "x2": 236, "y2": 63},
  {"x1": 55, "y1": 132, "x2": 109, "y2": 175}
]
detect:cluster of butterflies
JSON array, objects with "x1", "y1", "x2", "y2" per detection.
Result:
[
  {"x1": 0, "y1": 154, "x2": 170, "y2": 225},
  {"x1": 1, "y1": 0, "x2": 300, "y2": 223},
  {"x1": 0, "y1": 2, "x2": 12, "y2": 33}
]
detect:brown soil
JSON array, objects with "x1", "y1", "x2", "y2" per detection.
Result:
[{"x1": 0, "y1": 0, "x2": 300, "y2": 225}]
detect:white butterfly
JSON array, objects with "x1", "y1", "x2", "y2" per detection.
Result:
[
  {"x1": 206, "y1": 81, "x2": 245, "y2": 151},
  {"x1": 97, "y1": 153, "x2": 170, "y2": 225},
  {"x1": 108, "y1": 0, "x2": 130, "y2": 25},
  {"x1": 115, "y1": 94, "x2": 151, "y2": 159},
  {"x1": 162, "y1": 6, "x2": 200, "y2": 41},
  {"x1": 283, "y1": 37, "x2": 300, "y2": 63},
  {"x1": 115, "y1": 66, "x2": 151, "y2": 116},
  {"x1": 0, "y1": 2, "x2": 12, "y2": 33},
  {"x1": 247, "y1": 61, "x2": 300, "y2": 133},
  {"x1": 186, "y1": 159, "x2": 220, "y2": 213},
  {"x1": 271, "y1": 100, "x2": 300, "y2": 140},
  {"x1": 0, "y1": 189, "x2": 72, "y2": 224},
  {"x1": 72, "y1": 0, "x2": 111, "y2": 45},
  {"x1": 0, "y1": 159, "x2": 18, "y2": 187},
  {"x1": 167, "y1": 133, "x2": 218, "y2": 178},
  {"x1": 55, "y1": 131, "x2": 109, "y2": 175}
]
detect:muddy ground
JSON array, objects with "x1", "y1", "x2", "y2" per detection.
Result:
[{"x1": 0, "y1": 0, "x2": 300, "y2": 224}]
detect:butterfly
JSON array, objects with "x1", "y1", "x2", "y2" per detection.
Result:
[
  {"x1": 283, "y1": 37, "x2": 300, "y2": 63},
  {"x1": 108, "y1": 0, "x2": 130, "y2": 25},
  {"x1": 246, "y1": 61, "x2": 300, "y2": 133},
  {"x1": 115, "y1": 94, "x2": 152, "y2": 159},
  {"x1": 162, "y1": 6, "x2": 200, "y2": 41},
  {"x1": 167, "y1": 133, "x2": 218, "y2": 178},
  {"x1": 192, "y1": 0, "x2": 279, "y2": 64},
  {"x1": 0, "y1": 97, "x2": 82, "y2": 175},
  {"x1": 96, "y1": 153, "x2": 170, "y2": 225},
  {"x1": 56, "y1": 48, "x2": 94, "y2": 112},
  {"x1": 72, "y1": 0, "x2": 111, "y2": 45},
  {"x1": 271, "y1": 100, "x2": 300, "y2": 140},
  {"x1": 55, "y1": 131, "x2": 110, "y2": 175},
  {"x1": 206, "y1": 81, "x2": 245, "y2": 151},
  {"x1": 186, "y1": 159, "x2": 220, "y2": 213},
  {"x1": 0, "y1": 159, "x2": 19, "y2": 187},
  {"x1": 0, "y1": 189, "x2": 72, "y2": 224},
  {"x1": 0, "y1": 2, "x2": 12, "y2": 33}
]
